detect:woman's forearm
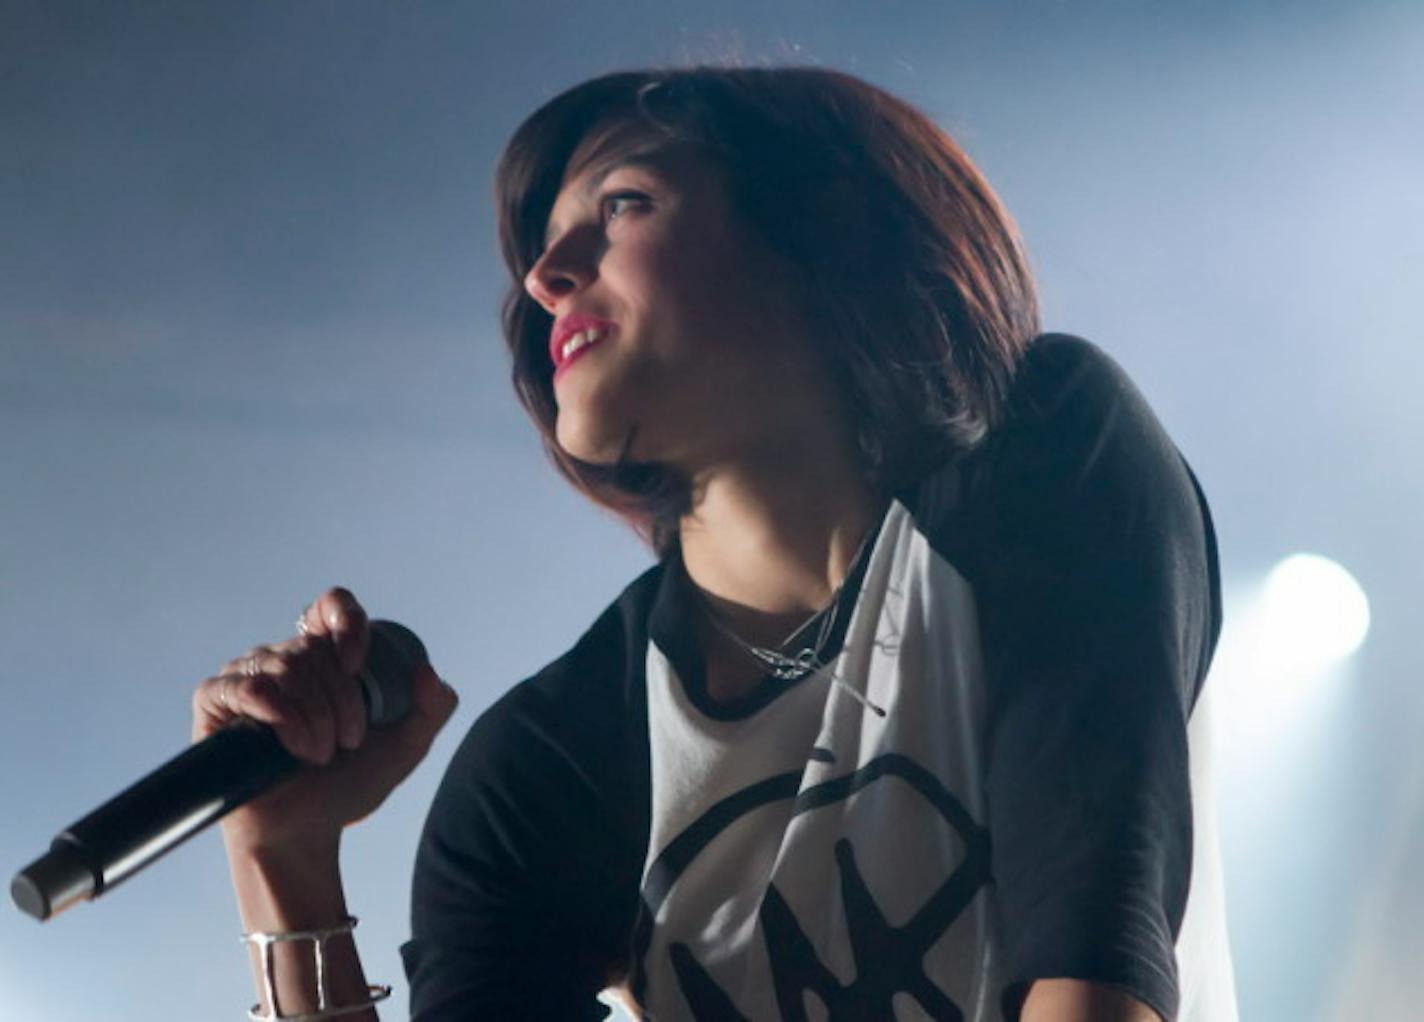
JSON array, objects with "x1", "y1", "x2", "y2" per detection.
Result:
[{"x1": 226, "y1": 837, "x2": 379, "y2": 1021}]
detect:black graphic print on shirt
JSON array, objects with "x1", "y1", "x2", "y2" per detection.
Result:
[{"x1": 633, "y1": 753, "x2": 992, "y2": 1021}]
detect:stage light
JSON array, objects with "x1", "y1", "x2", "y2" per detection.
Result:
[{"x1": 1258, "y1": 553, "x2": 1371, "y2": 674}]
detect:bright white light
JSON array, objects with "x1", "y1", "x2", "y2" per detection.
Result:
[{"x1": 1258, "y1": 553, "x2": 1371, "y2": 673}]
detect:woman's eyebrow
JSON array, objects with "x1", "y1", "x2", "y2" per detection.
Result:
[{"x1": 543, "y1": 154, "x2": 670, "y2": 248}]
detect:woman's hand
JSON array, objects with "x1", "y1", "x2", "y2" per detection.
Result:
[{"x1": 191, "y1": 587, "x2": 459, "y2": 858}]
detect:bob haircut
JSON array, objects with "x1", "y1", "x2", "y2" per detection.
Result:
[{"x1": 495, "y1": 66, "x2": 1040, "y2": 558}]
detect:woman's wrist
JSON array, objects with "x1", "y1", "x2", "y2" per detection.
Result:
[
  {"x1": 225, "y1": 837, "x2": 379, "y2": 1017},
  {"x1": 225, "y1": 834, "x2": 347, "y2": 932}
]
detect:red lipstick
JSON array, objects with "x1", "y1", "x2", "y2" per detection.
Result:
[{"x1": 550, "y1": 313, "x2": 617, "y2": 383}]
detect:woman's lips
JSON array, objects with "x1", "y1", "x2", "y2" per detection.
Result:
[{"x1": 552, "y1": 327, "x2": 611, "y2": 384}]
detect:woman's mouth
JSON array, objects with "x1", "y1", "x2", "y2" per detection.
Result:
[{"x1": 553, "y1": 326, "x2": 610, "y2": 383}]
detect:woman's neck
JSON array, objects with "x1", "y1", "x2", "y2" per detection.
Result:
[{"x1": 677, "y1": 448, "x2": 886, "y2": 649}]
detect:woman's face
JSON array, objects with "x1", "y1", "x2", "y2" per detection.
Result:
[{"x1": 524, "y1": 142, "x2": 833, "y2": 473}]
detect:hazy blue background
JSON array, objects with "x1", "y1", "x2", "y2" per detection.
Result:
[{"x1": 3, "y1": 1, "x2": 1419, "y2": 1018}]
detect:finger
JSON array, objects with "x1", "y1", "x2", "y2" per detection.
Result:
[
  {"x1": 272, "y1": 646, "x2": 340, "y2": 764},
  {"x1": 193, "y1": 673, "x2": 238, "y2": 741},
  {"x1": 273, "y1": 633, "x2": 367, "y2": 750},
  {"x1": 193, "y1": 671, "x2": 314, "y2": 761},
  {"x1": 265, "y1": 634, "x2": 366, "y2": 752},
  {"x1": 301, "y1": 587, "x2": 370, "y2": 676},
  {"x1": 231, "y1": 645, "x2": 331, "y2": 763},
  {"x1": 216, "y1": 644, "x2": 277, "y2": 684},
  {"x1": 309, "y1": 636, "x2": 368, "y2": 751}
]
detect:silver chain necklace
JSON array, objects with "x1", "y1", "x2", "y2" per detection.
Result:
[
  {"x1": 697, "y1": 586, "x2": 843, "y2": 682},
  {"x1": 689, "y1": 521, "x2": 879, "y2": 684}
]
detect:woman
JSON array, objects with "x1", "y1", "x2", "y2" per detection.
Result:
[{"x1": 194, "y1": 67, "x2": 1233, "y2": 1021}]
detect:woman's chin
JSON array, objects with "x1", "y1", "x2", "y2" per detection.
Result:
[{"x1": 555, "y1": 421, "x2": 639, "y2": 468}]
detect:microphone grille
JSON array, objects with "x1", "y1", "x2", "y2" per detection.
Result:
[{"x1": 359, "y1": 620, "x2": 428, "y2": 726}]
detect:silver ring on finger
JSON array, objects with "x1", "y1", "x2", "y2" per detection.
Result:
[
  {"x1": 243, "y1": 653, "x2": 263, "y2": 678},
  {"x1": 296, "y1": 614, "x2": 311, "y2": 637}
]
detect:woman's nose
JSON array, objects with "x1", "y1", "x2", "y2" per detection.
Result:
[{"x1": 524, "y1": 235, "x2": 595, "y2": 312}]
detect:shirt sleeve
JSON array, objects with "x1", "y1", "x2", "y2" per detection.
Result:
[
  {"x1": 968, "y1": 335, "x2": 1222, "y2": 1021},
  {"x1": 400, "y1": 660, "x2": 647, "y2": 1021}
]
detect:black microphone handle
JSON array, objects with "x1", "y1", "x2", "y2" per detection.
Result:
[{"x1": 10, "y1": 618, "x2": 426, "y2": 922}]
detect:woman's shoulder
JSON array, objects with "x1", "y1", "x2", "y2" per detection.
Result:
[
  {"x1": 998, "y1": 332, "x2": 1204, "y2": 501},
  {"x1": 1002, "y1": 331, "x2": 1147, "y2": 432},
  {"x1": 914, "y1": 332, "x2": 1190, "y2": 491},
  {"x1": 905, "y1": 331, "x2": 1216, "y2": 593},
  {"x1": 905, "y1": 333, "x2": 1130, "y2": 500}
]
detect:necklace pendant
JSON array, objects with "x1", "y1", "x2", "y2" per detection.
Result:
[{"x1": 763, "y1": 649, "x2": 820, "y2": 682}]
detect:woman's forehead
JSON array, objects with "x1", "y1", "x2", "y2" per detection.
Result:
[
  {"x1": 559, "y1": 147, "x2": 677, "y2": 196},
  {"x1": 560, "y1": 141, "x2": 698, "y2": 203},
  {"x1": 562, "y1": 114, "x2": 671, "y2": 180}
]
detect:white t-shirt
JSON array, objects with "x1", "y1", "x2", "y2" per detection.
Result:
[{"x1": 403, "y1": 334, "x2": 1237, "y2": 1021}]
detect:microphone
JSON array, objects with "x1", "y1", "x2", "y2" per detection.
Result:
[{"x1": 10, "y1": 619, "x2": 427, "y2": 922}]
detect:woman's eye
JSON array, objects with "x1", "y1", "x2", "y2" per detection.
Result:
[{"x1": 602, "y1": 191, "x2": 647, "y2": 222}]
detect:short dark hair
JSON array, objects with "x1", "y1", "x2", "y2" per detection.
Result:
[{"x1": 495, "y1": 66, "x2": 1040, "y2": 558}]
